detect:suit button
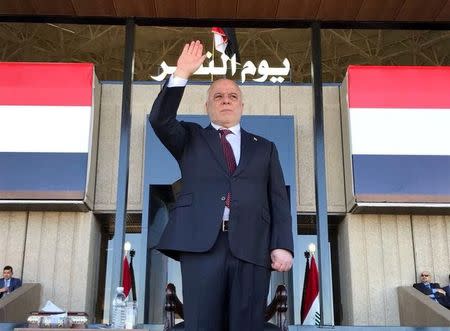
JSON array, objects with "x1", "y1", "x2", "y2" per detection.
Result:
[{"x1": 221, "y1": 196, "x2": 226, "y2": 201}]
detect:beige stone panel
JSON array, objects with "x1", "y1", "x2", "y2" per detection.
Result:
[
  {"x1": 178, "y1": 84, "x2": 209, "y2": 114},
  {"x1": 380, "y1": 215, "x2": 402, "y2": 325},
  {"x1": 84, "y1": 214, "x2": 102, "y2": 317},
  {"x1": 340, "y1": 76, "x2": 356, "y2": 211},
  {"x1": 95, "y1": 83, "x2": 160, "y2": 211},
  {"x1": 429, "y1": 216, "x2": 450, "y2": 284},
  {"x1": 23, "y1": 212, "x2": 100, "y2": 316},
  {"x1": 339, "y1": 214, "x2": 416, "y2": 326},
  {"x1": 413, "y1": 215, "x2": 450, "y2": 284},
  {"x1": 341, "y1": 214, "x2": 370, "y2": 324},
  {"x1": 323, "y1": 86, "x2": 346, "y2": 213},
  {"x1": 337, "y1": 216, "x2": 354, "y2": 325},
  {"x1": 280, "y1": 85, "x2": 345, "y2": 213},
  {"x1": 363, "y1": 215, "x2": 386, "y2": 325},
  {"x1": 22, "y1": 212, "x2": 43, "y2": 283},
  {"x1": 53, "y1": 212, "x2": 76, "y2": 310},
  {"x1": 0, "y1": 212, "x2": 27, "y2": 277},
  {"x1": 240, "y1": 85, "x2": 280, "y2": 115},
  {"x1": 69, "y1": 213, "x2": 91, "y2": 310},
  {"x1": 95, "y1": 84, "x2": 122, "y2": 211},
  {"x1": 127, "y1": 85, "x2": 160, "y2": 209},
  {"x1": 85, "y1": 76, "x2": 102, "y2": 209},
  {"x1": 68, "y1": 212, "x2": 101, "y2": 316},
  {"x1": 280, "y1": 86, "x2": 313, "y2": 212},
  {"x1": 412, "y1": 215, "x2": 434, "y2": 280},
  {"x1": 447, "y1": 216, "x2": 450, "y2": 279},
  {"x1": 396, "y1": 215, "x2": 415, "y2": 286},
  {"x1": 38, "y1": 212, "x2": 59, "y2": 304}
]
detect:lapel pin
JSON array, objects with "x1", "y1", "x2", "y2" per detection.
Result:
[{"x1": 253, "y1": 137, "x2": 258, "y2": 141}]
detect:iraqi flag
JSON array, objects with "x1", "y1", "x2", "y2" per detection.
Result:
[
  {"x1": 122, "y1": 255, "x2": 132, "y2": 298},
  {"x1": 211, "y1": 27, "x2": 241, "y2": 63},
  {"x1": 0, "y1": 62, "x2": 94, "y2": 200},
  {"x1": 301, "y1": 255, "x2": 320, "y2": 325},
  {"x1": 345, "y1": 66, "x2": 450, "y2": 204}
]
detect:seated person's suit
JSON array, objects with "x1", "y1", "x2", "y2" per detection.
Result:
[
  {"x1": 413, "y1": 282, "x2": 450, "y2": 309},
  {"x1": 0, "y1": 277, "x2": 22, "y2": 298}
]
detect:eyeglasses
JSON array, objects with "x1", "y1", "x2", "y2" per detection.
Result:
[{"x1": 421, "y1": 274, "x2": 430, "y2": 277}]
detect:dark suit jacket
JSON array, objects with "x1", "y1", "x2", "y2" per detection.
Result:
[
  {"x1": 413, "y1": 282, "x2": 450, "y2": 309},
  {"x1": 150, "y1": 83, "x2": 294, "y2": 268},
  {"x1": 0, "y1": 277, "x2": 22, "y2": 298}
]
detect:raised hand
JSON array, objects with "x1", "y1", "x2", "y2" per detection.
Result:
[{"x1": 174, "y1": 40, "x2": 207, "y2": 79}]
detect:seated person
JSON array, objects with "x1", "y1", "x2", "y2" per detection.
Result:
[
  {"x1": 0, "y1": 265, "x2": 22, "y2": 298},
  {"x1": 413, "y1": 271, "x2": 450, "y2": 309}
]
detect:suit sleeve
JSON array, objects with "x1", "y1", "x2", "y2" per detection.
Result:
[
  {"x1": 149, "y1": 81, "x2": 188, "y2": 160},
  {"x1": 413, "y1": 283, "x2": 433, "y2": 296},
  {"x1": 268, "y1": 142, "x2": 294, "y2": 256}
]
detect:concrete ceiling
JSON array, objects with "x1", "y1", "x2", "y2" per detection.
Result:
[{"x1": 1, "y1": 0, "x2": 449, "y2": 21}]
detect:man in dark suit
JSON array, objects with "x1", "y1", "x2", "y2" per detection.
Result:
[
  {"x1": 413, "y1": 271, "x2": 450, "y2": 309},
  {"x1": 150, "y1": 40, "x2": 294, "y2": 331},
  {"x1": 0, "y1": 265, "x2": 22, "y2": 298}
]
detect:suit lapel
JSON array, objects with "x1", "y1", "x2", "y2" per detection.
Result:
[
  {"x1": 234, "y1": 129, "x2": 257, "y2": 177},
  {"x1": 201, "y1": 125, "x2": 229, "y2": 174}
]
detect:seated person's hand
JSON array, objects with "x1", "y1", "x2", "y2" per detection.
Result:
[{"x1": 271, "y1": 249, "x2": 293, "y2": 272}]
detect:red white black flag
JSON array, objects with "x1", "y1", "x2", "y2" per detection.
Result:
[
  {"x1": 211, "y1": 27, "x2": 241, "y2": 63},
  {"x1": 301, "y1": 254, "x2": 320, "y2": 325},
  {"x1": 122, "y1": 255, "x2": 132, "y2": 298}
]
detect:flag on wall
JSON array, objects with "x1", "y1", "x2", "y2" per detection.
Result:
[
  {"x1": 0, "y1": 62, "x2": 94, "y2": 200},
  {"x1": 301, "y1": 254, "x2": 320, "y2": 325},
  {"x1": 211, "y1": 27, "x2": 241, "y2": 63},
  {"x1": 345, "y1": 66, "x2": 450, "y2": 204},
  {"x1": 122, "y1": 255, "x2": 132, "y2": 298}
]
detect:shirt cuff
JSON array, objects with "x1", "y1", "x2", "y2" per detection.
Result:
[{"x1": 168, "y1": 74, "x2": 188, "y2": 87}]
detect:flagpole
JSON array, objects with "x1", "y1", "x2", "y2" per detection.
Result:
[
  {"x1": 130, "y1": 249, "x2": 137, "y2": 301},
  {"x1": 211, "y1": 35, "x2": 215, "y2": 82},
  {"x1": 300, "y1": 250, "x2": 310, "y2": 324}
]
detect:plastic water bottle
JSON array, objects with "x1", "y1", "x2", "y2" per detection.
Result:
[
  {"x1": 111, "y1": 287, "x2": 127, "y2": 328},
  {"x1": 125, "y1": 301, "x2": 137, "y2": 329}
]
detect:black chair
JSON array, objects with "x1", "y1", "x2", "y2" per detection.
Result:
[{"x1": 163, "y1": 283, "x2": 288, "y2": 331}]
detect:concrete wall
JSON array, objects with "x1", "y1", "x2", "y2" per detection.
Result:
[
  {"x1": 338, "y1": 214, "x2": 450, "y2": 326},
  {"x1": 95, "y1": 84, "x2": 160, "y2": 212},
  {"x1": 94, "y1": 82, "x2": 346, "y2": 214},
  {"x1": 0, "y1": 212, "x2": 27, "y2": 277},
  {"x1": 0, "y1": 211, "x2": 101, "y2": 319}
]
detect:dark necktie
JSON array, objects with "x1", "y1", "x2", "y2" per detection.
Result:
[{"x1": 219, "y1": 129, "x2": 237, "y2": 208}]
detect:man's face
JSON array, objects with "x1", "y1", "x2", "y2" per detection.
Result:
[
  {"x1": 420, "y1": 271, "x2": 431, "y2": 283},
  {"x1": 3, "y1": 269, "x2": 12, "y2": 280},
  {"x1": 205, "y1": 79, "x2": 243, "y2": 128}
]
